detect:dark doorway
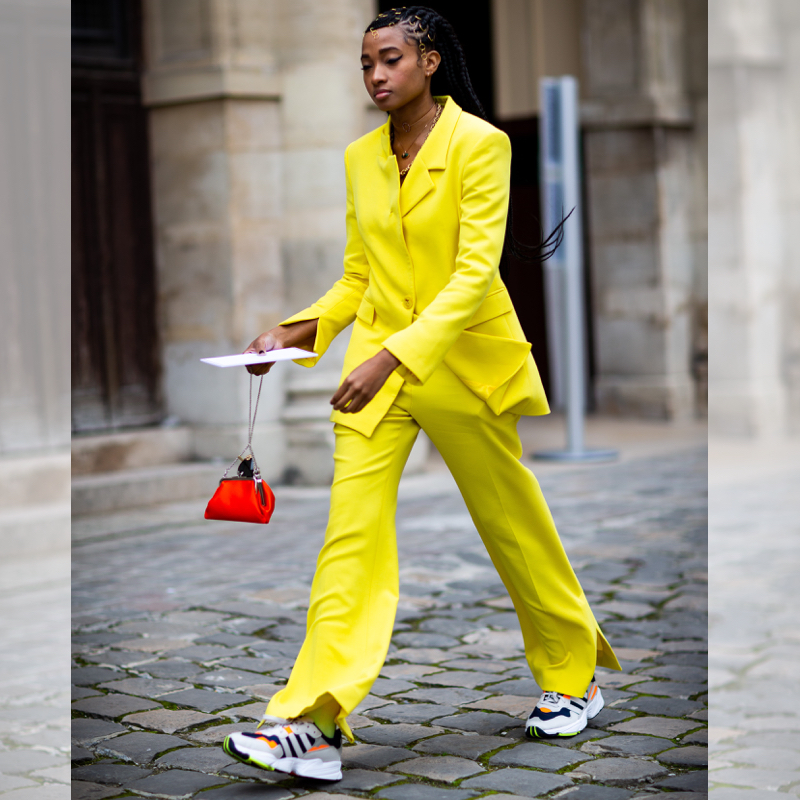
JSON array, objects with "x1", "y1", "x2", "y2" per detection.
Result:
[
  {"x1": 376, "y1": 0, "x2": 554, "y2": 396},
  {"x1": 71, "y1": 0, "x2": 163, "y2": 432}
]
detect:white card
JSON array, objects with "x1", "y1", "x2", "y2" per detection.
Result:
[{"x1": 200, "y1": 348, "x2": 318, "y2": 368}]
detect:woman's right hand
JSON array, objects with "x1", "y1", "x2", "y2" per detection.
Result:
[{"x1": 243, "y1": 330, "x2": 284, "y2": 375}]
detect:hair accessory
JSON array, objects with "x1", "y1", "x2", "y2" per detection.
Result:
[{"x1": 204, "y1": 374, "x2": 275, "y2": 524}]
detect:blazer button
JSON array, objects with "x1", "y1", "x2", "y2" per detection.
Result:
[{"x1": 403, "y1": 296, "x2": 413, "y2": 309}]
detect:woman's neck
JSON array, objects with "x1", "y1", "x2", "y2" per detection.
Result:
[{"x1": 390, "y1": 91, "x2": 438, "y2": 131}]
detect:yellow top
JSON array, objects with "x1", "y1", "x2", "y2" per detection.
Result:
[{"x1": 280, "y1": 96, "x2": 550, "y2": 437}]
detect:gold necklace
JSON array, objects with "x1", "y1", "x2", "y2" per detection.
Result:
[
  {"x1": 394, "y1": 103, "x2": 443, "y2": 178},
  {"x1": 391, "y1": 103, "x2": 442, "y2": 160}
]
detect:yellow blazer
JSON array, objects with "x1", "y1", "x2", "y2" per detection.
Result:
[{"x1": 280, "y1": 96, "x2": 550, "y2": 437}]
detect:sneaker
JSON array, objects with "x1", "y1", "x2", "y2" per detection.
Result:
[
  {"x1": 525, "y1": 675, "x2": 604, "y2": 739},
  {"x1": 223, "y1": 716, "x2": 342, "y2": 781}
]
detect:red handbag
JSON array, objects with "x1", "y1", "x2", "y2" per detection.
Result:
[{"x1": 205, "y1": 375, "x2": 276, "y2": 524}]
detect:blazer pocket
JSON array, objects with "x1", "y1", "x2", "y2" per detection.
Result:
[
  {"x1": 466, "y1": 288, "x2": 515, "y2": 330},
  {"x1": 356, "y1": 296, "x2": 376, "y2": 326}
]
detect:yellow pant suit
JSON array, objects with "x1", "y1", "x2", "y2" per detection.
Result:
[{"x1": 267, "y1": 96, "x2": 620, "y2": 742}]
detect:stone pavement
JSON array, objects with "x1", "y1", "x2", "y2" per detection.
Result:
[
  {"x1": 709, "y1": 440, "x2": 800, "y2": 798},
  {"x1": 71, "y1": 439, "x2": 707, "y2": 800}
]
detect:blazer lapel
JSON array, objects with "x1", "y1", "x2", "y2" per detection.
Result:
[{"x1": 399, "y1": 96, "x2": 461, "y2": 218}]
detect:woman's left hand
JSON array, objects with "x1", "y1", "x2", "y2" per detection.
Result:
[{"x1": 331, "y1": 349, "x2": 402, "y2": 413}]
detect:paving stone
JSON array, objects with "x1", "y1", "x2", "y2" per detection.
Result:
[
  {"x1": 639, "y1": 664, "x2": 707, "y2": 683},
  {"x1": 463, "y1": 694, "x2": 531, "y2": 718},
  {"x1": 124, "y1": 708, "x2": 220, "y2": 733},
  {"x1": 618, "y1": 696, "x2": 702, "y2": 718},
  {"x1": 391, "y1": 755, "x2": 485, "y2": 783},
  {"x1": 71, "y1": 780, "x2": 123, "y2": 800},
  {"x1": 199, "y1": 783, "x2": 294, "y2": 800},
  {"x1": 657, "y1": 745, "x2": 708, "y2": 766},
  {"x1": 141, "y1": 660, "x2": 205, "y2": 679},
  {"x1": 94, "y1": 731, "x2": 192, "y2": 764},
  {"x1": 657, "y1": 772, "x2": 710, "y2": 792},
  {"x1": 420, "y1": 618, "x2": 483, "y2": 636},
  {"x1": 368, "y1": 703, "x2": 458, "y2": 724},
  {"x1": 71, "y1": 763, "x2": 152, "y2": 785},
  {"x1": 238, "y1": 683, "x2": 284, "y2": 700},
  {"x1": 116, "y1": 637, "x2": 193, "y2": 652},
  {"x1": 572, "y1": 756, "x2": 669, "y2": 785},
  {"x1": 393, "y1": 632, "x2": 462, "y2": 648},
  {"x1": 97, "y1": 677, "x2": 191, "y2": 698},
  {"x1": 356, "y1": 723, "x2": 446, "y2": 747},
  {"x1": 223, "y1": 701, "x2": 269, "y2": 720},
  {"x1": 682, "y1": 727, "x2": 707, "y2": 745},
  {"x1": 127, "y1": 768, "x2": 228, "y2": 797},
  {"x1": 411, "y1": 671, "x2": 503, "y2": 690},
  {"x1": 630, "y1": 680, "x2": 706, "y2": 698},
  {"x1": 165, "y1": 688, "x2": 246, "y2": 713},
  {"x1": 608, "y1": 716, "x2": 701, "y2": 738},
  {"x1": 74, "y1": 686, "x2": 103, "y2": 700},
  {"x1": 189, "y1": 722, "x2": 256, "y2": 744},
  {"x1": 392, "y1": 647, "x2": 452, "y2": 664},
  {"x1": 72, "y1": 667, "x2": 123, "y2": 686},
  {"x1": 196, "y1": 632, "x2": 264, "y2": 647},
  {"x1": 381, "y1": 663, "x2": 444, "y2": 679},
  {"x1": 353, "y1": 694, "x2": 394, "y2": 713},
  {"x1": 396, "y1": 687, "x2": 488, "y2": 706},
  {"x1": 72, "y1": 746, "x2": 94, "y2": 763},
  {"x1": 71, "y1": 717, "x2": 128, "y2": 745},
  {"x1": 582, "y1": 734, "x2": 674, "y2": 756},
  {"x1": 588, "y1": 708, "x2": 636, "y2": 728},
  {"x1": 432, "y1": 711, "x2": 517, "y2": 735},
  {"x1": 219, "y1": 656, "x2": 294, "y2": 674},
  {"x1": 559, "y1": 787, "x2": 634, "y2": 800},
  {"x1": 370, "y1": 677, "x2": 419, "y2": 696},
  {"x1": 342, "y1": 743, "x2": 419, "y2": 769},
  {"x1": 156, "y1": 746, "x2": 237, "y2": 772},
  {"x1": 489, "y1": 741, "x2": 590, "y2": 770},
  {"x1": 440, "y1": 658, "x2": 513, "y2": 673},
  {"x1": 197, "y1": 668, "x2": 267, "y2": 689},
  {"x1": 478, "y1": 678, "x2": 541, "y2": 696},
  {"x1": 378, "y1": 786, "x2": 477, "y2": 800},
  {"x1": 414, "y1": 733, "x2": 509, "y2": 759},
  {"x1": 328, "y1": 769, "x2": 405, "y2": 792},
  {"x1": 0, "y1": 749, "x2": 65, "y2": 773},
  {"x1": 170, "y1": 645, "x2": 239, "y2": 662},
  {"x1": 594, "y1": 672, "x2": 649, "y2": 689},
  {"x1": 461, "y1": 767, "x2": 572, "y2": 796},
  {"x1": 73, "y1": 694, "x2": 160, "y2": 719},
  {"x1": 0, "y1": 776, "x2": 37, "y2": 793}
]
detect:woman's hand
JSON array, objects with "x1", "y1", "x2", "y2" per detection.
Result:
[
  {"x1": 243, "y1": 330, "x2": 284, "y2": 375},
  {"x1": 331, "y1": 349, "x2": 401, "y2": 413},
  {"x1": 243, "y1": 319, "x2": 319, "y2": 375}
]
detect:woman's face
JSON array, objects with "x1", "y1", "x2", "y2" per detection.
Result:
[{"x1": 361, "y1": 25, "x2": 439, "y2": 111}]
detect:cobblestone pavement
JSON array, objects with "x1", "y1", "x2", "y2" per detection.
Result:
[
  {"x1": 0, "y1": 553, "x2": 70, "y2": 799},
  {"x1": 71, "y1": 445, "x2": 707, "y2": 800},
  {"x1": 709, "y1": 442, "x2": 800, "y2": 798}
]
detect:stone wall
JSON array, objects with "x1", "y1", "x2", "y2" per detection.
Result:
[{"x1": 708, "y1": 0, "x2": 800, "y2": 436}]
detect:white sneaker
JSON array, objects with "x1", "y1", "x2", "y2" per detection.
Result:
[
  {"x1": 526, "y1": 675, "x2": 604, "y2": 738},
  {"x1": 223, "y1": 715, "x2": 342, "y2": 781}
]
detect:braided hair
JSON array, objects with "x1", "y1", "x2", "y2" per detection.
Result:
[{"x1": 366, "y1": 6, "x2": 571, "y2": 275}]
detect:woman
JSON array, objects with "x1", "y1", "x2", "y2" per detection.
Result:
[{"x1": 223, "y1": 7, "x2": 620, "y2": 782}]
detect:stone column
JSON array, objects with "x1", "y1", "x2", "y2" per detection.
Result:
[
  {"x1": 708, "y1": 0, "x2": 787, "y2": 435},
  {"x1": 143, "y1": 0, "x2": 288, "y2": 480},
  {"x1": 581, "y1": 0, "x2": 698, "y2": 420}
]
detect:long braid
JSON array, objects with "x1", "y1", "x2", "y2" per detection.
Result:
[{"x1": 365, "y1": 6, "x2": 571, "y2": 273}]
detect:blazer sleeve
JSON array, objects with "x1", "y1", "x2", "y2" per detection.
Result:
[
  {"x1": 381, "y1": 129, "x2": 512, "y2": 385},
  {"x1": 278, "y1": 145, "x2": 370, "y2": 367}
]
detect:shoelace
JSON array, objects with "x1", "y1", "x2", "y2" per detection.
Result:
[{"x1": 540, "y1": 691, "x2": 564, "y2": 705}]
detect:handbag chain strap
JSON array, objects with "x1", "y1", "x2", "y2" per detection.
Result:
[{"x1": 222, "y1": 374, "x2": 264, "y2": 482}]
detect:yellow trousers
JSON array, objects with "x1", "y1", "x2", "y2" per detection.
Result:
[{"x1": 267, "y1": 363, "x2": 620, "y2": 741}]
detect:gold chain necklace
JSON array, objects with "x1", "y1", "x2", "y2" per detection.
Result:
[{"x1": 393, "y1": 103, "x2": 443, "y2": 178}]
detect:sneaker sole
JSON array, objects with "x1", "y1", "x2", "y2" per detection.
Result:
[{"x1": 223, "y1": 736, "x2": 342, "y2": 781}]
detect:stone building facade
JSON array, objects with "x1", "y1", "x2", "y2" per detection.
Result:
[
  {"x1": 708, "y1": 0, "x2": 800, "y2": 436},
  {"x1": 72, "y1": 0, "x2": 708, "y2": 486}
]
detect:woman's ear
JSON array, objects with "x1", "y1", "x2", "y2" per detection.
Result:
[{"x1": 424, "y1": 50, "x2": 441, "y2": 78}]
